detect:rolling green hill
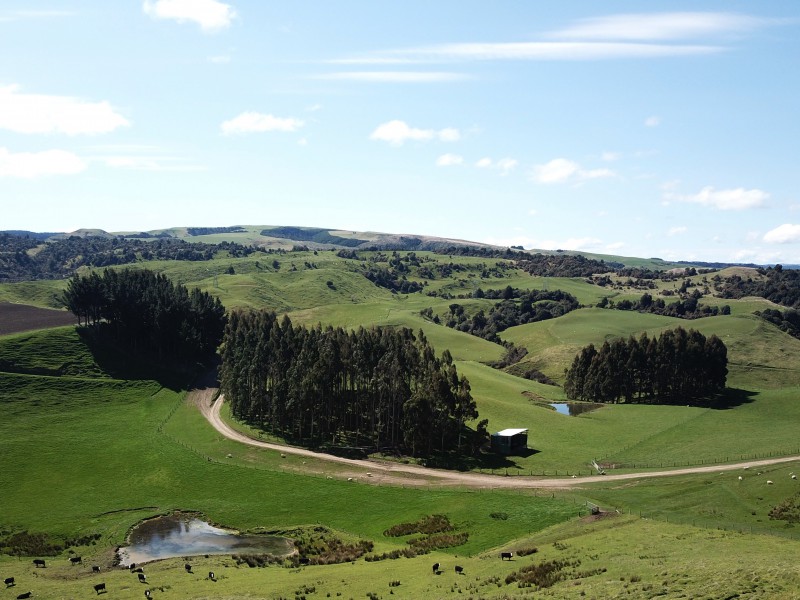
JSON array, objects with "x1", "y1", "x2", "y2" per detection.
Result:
[{"x1": 2, "y1": 240, "x2": 800, "y2": 598}]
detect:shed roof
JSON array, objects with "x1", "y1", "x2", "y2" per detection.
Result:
[{"x1": 494, "y1": 428, "x2": 528, "y2": 437}]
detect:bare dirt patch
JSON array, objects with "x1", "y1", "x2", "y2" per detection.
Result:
[{"x1": 0, "y1": 302, "x2": 76, "y2": 335}]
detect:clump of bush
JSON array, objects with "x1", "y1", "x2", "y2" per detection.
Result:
[
  {"x1": 769, "y1": 493, "x2": 800, "y2": 523},
  {"x1": 490, "y1": 512, "x2": 509, "y2": 520},
  {"x1": 0, "y1": 531, "x2": 102, "y2": 557},
  {"x1": 365, "y1": 548, "x2": 418, "y2": 562},
  {"x1": 383, "y1": 514, "x2": 453, "y2": 537},
  {"x1": 515, "y1": 546, "x2": 539, "y2": 556},
  {"x1": 505, "y1": 559, "x2": 581, "y2": 589},
  {"x1": 233, "y1": 553, "x2": 284, "y2": 568},
  {"x1": 407, "y1": 532, "x2": 468, "y2": 552}
]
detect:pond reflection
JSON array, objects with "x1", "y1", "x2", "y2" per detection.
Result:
[
  {"x1": 118, "y1": 514, "x2": 293, "y2": 565},
  {"x1": 550, "y1": 402, "x2": 602, "y2": 416}
]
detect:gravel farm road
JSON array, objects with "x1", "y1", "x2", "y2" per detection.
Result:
[{"x1": 191, "y1": 386, "x2": 800, "y2": 490}]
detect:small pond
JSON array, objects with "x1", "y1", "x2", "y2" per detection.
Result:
[
  {"x1": 118, "y1": 513, "x2": 293, "y2": 566},
  {"x1": 550, "y1": 402, "x2": 602, "y2": 417}
]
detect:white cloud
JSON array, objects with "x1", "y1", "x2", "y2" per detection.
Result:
[
  {"x1": 436, "y1": 153, "x2": 463, "y2": 167},
  {"x1": 143, "y1": 0, "x2": 236, "y2": 33},
  {"x1": 668, "y1": 226, "x2": 688, "y2": 236},
  {"x1": 764, "y1": 224, "x2": 800, "y2": 244},
  {"x1": 221, "y1": 112, "x2": 304, "y2": 135},
  {"x1": 496, "y1": 157, "x2": 519, "y2": 176},
  {"x1": 312, "y1": 71, "x2": 469, "y2": 83},
  {"x1": 335, "y1": 42, "x2": 722, "y2": 64},
  {"x1": 645, "y1": 116, "x2": 661, "y2": 127},
  {"x1": 473, "y1": 156, "x2": 518, "y2": 175},
  {"x1": 438, "y1": 128, "x2": 461, "y2": 142},
  {"x1": 548, "y1": 12, "x2": 770, "y2": 41},
  {"x1": 0, "y1": 84, "x2": 129, "y2": 135},
  {"x1": 532, "y1": 158, "x2": 579, "y2": 183},
  {"x1": 369, "y1": 120, "x2": 459, "y2": 146},
  {"x1": 531, "y1": 158, "x2": 615, "y2": 184},
  {"x1": 528, "y1": 209, "x2": 538, "y2": 217},
  {"x1": 669, "y1": 186, "x2": 769, "y2": 211},
  {"x1": 0, "y1": 147, "x2": 86, "y2": 178},
  {"x1": 601, "y1": 151, "x2": 621, "y2": 161}
]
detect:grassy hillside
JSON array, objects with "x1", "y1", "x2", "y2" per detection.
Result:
[{"x1": 3, "y1": 245, "x2": 800, "y2": 598}]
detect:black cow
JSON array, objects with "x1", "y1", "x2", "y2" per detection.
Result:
[
  {"x1": 94, "y1": 582, "x2": 106, "y2": 594},
  {"x1": 132, "y1": 567, "x2": 144, "y2": 574},
  {"x1": 298, "y1": 557, "x2": 310, "y2": 566},
  {"x1": 129, "y1": 563, "x2": 136, "y2": 571},
  {"x1": 137, "y1": 573, "x2": 146, "y2": 583},
  {"x1": 455, "y1": 565, "x2": 464, "y2": 574},
  {"x1": 69, "y1": 556, "x2": 82, "y2": 565},
  {"x1": 500, "y1": 552, "x2": 513, "y2": 560},
  {"x1": 431, "y1": 562, "x2": 439, "y2": 574},
  {"x1": 208, "y1": 572, "x2": 216, "y2": 581},
  {"x1": 32, "y1": 559, "x2": 45, "y2": 568},
  {"x1": 16, "y1": 592, "x2": 32, "y2": 600},
  {"x1": 4, "y1": 577, "x2": 14, "y2": 587},
  {"x1": 184, "y1": 563, "x2": 192, "y2": 573},
  {"x1": 144, "y1": 590, "x2": 152, "y2": 598},
  {"x1": 92, "y1": 566, "x2": 101, "y2": 573}
]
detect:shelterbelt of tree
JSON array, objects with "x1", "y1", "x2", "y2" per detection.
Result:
[
  {"x1": 564, "y1": 327, "x2": 728, "y2": 405},
  {"x1": 62, "y1": 268, "x2": 226, "y2": 363},
  {"x1": 219, "y1": 311, "x2": 481, "y2": 457}
]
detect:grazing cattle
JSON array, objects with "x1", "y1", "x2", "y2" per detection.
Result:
[
  {"x1": 69, "y1": 556, "x2": 82, "y2": 565},
  {"x1": 455, "y1": 565, "x2": 463, "y2": 574},
  {"x1": 132, "y1": 567, "x2": 144, "y2": 574},
  {"x1": 208, "y1": 572, "x2": 216, "y2": 581},
  {"x1": 298, "y1": 557, "x2": 310, "y2": 566},
  {"x1": 93, "y1": 582, "x2": 106, "y2": 594},
  {"x1": 92, "y1": 566, "x2": 101, "y2": 573},
  {"x1": 4, "y1": 577, "x2": 15, "y2": 587},
  {"x1": 184, "y1": 563, "x2": 192, "y2": 573},
  {"x1": 144, "y1": 590, "x2": 151, "y2": 598},
  {"x1": 17, "y1": 592, "x2": 32, "y2": 600},
  {"x1": 129, "y1": 563, "x2": 136, "y2": 571},
  {"x1": 501, "y1": 552, "x2": 513, "y2": 560},
  {"x1": 431, "y1": 562, "x2": 439, "y2": 574},
  {"x1": 32, "y1": 559, "x2": 45, "y2": 568},
  {"x1": 138, "y1": 573, "x2": 147, "y2": 583}
]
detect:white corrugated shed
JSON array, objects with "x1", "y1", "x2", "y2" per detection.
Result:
[{"x1": 495, "y1": 428, "x2": 528, "y2": 437}]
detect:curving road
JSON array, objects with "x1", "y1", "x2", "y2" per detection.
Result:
[{"x1": 193, "y1": 388, "x2": 800, "y2": 489}]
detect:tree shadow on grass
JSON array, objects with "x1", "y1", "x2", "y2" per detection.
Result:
[
  {"x1": 77, "y1": 327, "x2": 198, "y2": 391},
  {"x1": 706, "y1": 387, "x2": 757, "y2": 410},
  {"x1": 423, "y1": 447, "x2": 540, "y2": 471}
]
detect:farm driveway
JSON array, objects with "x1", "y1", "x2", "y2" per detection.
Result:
[{"x1": 191, "y1": 387, "x2": 800, "y2": 490}]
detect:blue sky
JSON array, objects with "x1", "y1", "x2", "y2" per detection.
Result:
[{"x1": 1, "y1": 1, "x2": 799, "y2": 263}]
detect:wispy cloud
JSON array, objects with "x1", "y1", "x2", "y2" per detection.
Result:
[
  {"x1": 208, "y1": 54, "x2": 232, "y2": 64},
  {"x1": 436, "y1": 153, "x2": 463, "y2": 167},
  {"x1": 547, "y1": 12, "x2": 772, "y2": 41},
  {"x1": 369, "y1": 120, "x2": 460, "y2": 146},
  {"x1": 476, "y1": 157, "x2": 518, "y2": 176},
  {"x1": 668, "y1": 226, "x2": 688, "y2": 236},
  {"x1": 645, "y1": 116, "x2": 661, "y2": 127},
  {"x1": 667, "y1": 186, "x2": 769, "y2": 211},
  {"x1": 333, "y1": 42, "x2": 722, "y2": 65},
  {"x1": 143, "y1": 0, "x2": 236, "y2": 33},
  {"x1": 0, "y1": 84, "x2": 129, "y2": 135},
  {"x1": 0, "y1": 147, "x2": 86, "y2": 178},
  {"x1": 764, "y1": 224, "x2": 800, "y2": 244},
  {"x1": 221, "y1": 112, "x2": 304, "y2": 135},
  {"x1": 312, "y1": 71, "x2": 469, "y2": 83},
  {"x1": 531, "y1": 158, "x2": 615, "y2": 184}
]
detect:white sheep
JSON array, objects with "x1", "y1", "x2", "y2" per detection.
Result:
[
  {"x1": 792, "y1": 475, "x2": 797, "y2": 480},
  {"x1": 738, "y1": 476, "x2": 743, "y2": 481},
  {"x1": 767, "y1": 480, "x2": 774, "y2": 485}
]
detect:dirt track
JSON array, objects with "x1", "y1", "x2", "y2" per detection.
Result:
[{"x1": 191, "y1": 386, "x2": 800, "y2": 489}]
